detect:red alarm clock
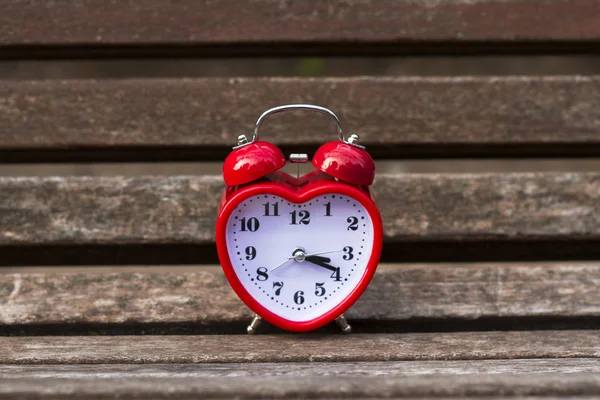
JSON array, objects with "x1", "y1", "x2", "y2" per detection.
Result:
[{"x1": 216, "y1": 105, "x2": 382, "y2": 333}]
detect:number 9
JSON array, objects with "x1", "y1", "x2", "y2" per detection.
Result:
[{"x1": 245, "y1": 246, "x2": 257, "y2": 260}]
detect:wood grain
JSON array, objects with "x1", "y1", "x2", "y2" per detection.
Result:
[
  {"x1": 1, "y1": 77, "x2": 599, "y2": 154},
  {"x1": 2, "y1": 373, "x2": 599, "y2": 399},
  {"x1": 2, "y1": 331, "x2": 599, "y2": 364},
  {"x1": 1, "y1": 263, "x2": 600, "y2": 325},
  {"x1": 1, "y1": 361, "x2": 600, "y2": 399},
  {"x1": 2, "y1": 358, "x2": 598, "y2": 377},
  {"x1": 0, "y1": 173, "x2": 598, "y2": 245},
  {"x1": 1, "y1": 0, "x2": 599, "y2": 46}
]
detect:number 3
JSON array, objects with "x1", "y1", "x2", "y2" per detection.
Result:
[{"x1": 343, "y1": 246, "x2": 354, "y2": 260}]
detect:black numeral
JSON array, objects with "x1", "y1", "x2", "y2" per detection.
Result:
[
  {"x1": 273, "y1": 281, "x2": 284, "y2": 296},
  {"x1": 324, "y1": 202, "x2": 332, "y2": 216},
  {"x1": 330, "y1": 268, "x2": 341, "y2": 281},
  {"x1": 245, "y1": 246, "x2": 256, "y2": 260},
  {"x1": 256, "y1": 267, "x2": 269, "y2": 281},
  {"x1": 315, "y1": 282, "x2": 326, "y2": 296},
  {"x1": 263, "y1": 202, "x2": 279, "y2": 216},
  {"x1": 343, "y1": 246, "x2": 354, "y2": 260},
  {"x1": 290, "y1": 210, "x2": 310, "y2": 225},
  {"x1": 294, "y1": 290, "x2": 305, "y2": 305},
  {"x1": 240, "y1": 217, "x2": 260, "y2": 232},
  {"x1": 347, "y1": 216, "x2": 359, "y2": 231}
]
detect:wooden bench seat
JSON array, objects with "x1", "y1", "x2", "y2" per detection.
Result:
[
  {"x1": 1, "y1": 331, "x2": 599, "y2": 363},
  {"x1": 1, "y1": 263, "x2": 600, "y2": 326},
  {"x1": 1, "y1": 77, "x2": 599, "y2": 160},
  {"x1": 1, "y1": 0, "x2": 600, "y2": 398},
  {"x1": 2, "y1": 358, "x2": 599, "y2": 399},
  {"x1": 2, "y1": 0, "x2": 599, "y2": 52},
  {"x1": 2, "y1": 173, "x2": 599, "y2": 244},
  {"x1": 2, "y1": 333, "x2": 600, "y2": 398}
]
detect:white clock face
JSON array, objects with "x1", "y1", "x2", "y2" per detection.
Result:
[{"x1": 225, "y1": 193, "x2": 375, "y2": 322}]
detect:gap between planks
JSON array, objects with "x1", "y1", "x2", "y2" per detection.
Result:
[
  {"x1": 3, "y1": 56, "x2": 600, "y2": 81},
  {"x1": 4, "y1": 159, "x2": 600, "y2": 178}
]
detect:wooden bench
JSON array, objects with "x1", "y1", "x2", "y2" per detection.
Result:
[{"x1": 1, "y1": 1, "x2": 600, "y2": 398}]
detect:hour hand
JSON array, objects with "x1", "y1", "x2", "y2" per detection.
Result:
[
  {"x1": 305, "y1": 255, "x2": 331, "y2": 264},
  {"x1": 305, "y1": 256, "x2": 337, "y2": 272}
]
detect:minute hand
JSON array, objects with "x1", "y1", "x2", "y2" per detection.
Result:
[
  {"x1": 303, "y1": 249, "x2": 343, "y2": 257},
  {"x1": 305, "y1": 256, "x2": 338, "y2": 273}
]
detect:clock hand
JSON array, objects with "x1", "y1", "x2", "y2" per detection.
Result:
[
  {"x1": 305, "y1": 257, "x2": 338, "y2": 273},
  {"x1": 270, "y1": 249, "x2": 337, "y2": 273},
  {"x1": 269, "y1": 258, "x2": 292, "y2": 272},
  {"x1": 305, "y1": 255, "x2": 331, "y2": 264},
  {"x1": 270, "y1": 254, "x2": 328, "y2": 272},
  {"x1": 303, "y1": 249, "x2": 344, "y2": 257}
]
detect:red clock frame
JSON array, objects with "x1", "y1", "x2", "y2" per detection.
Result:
[{"x1": 216, "y1": 176, "x2": 383, "y2": 332}]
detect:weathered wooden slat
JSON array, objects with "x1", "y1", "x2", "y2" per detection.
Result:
[
  {"x1": 1, "y1": 361, "x2": 599, "y2": 399},
  {"x1": 2, "y1": 358, "x2": 598, "y2": 378},
  {"x1": 2, "y1": 373, "x2": 599, "y2": 399},
  {"x1": 1, "y1": 0, "x2": 599, "y2": 47},
  {"x1": 1, "y1": 77, "x2": 599, "y2": 157},
  {"x1": 1, "y1": 263, "x2": 600, "y2": 325},
  {"x1": 1, "y1": 331, "x2": 599, "y2": 364},
  {"x1": 0, "y1": 173, "x2": 598, "y2": 245}
]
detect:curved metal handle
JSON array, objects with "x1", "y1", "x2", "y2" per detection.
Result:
[{"x1": 235, "y1": 104, "x2": 359, "y2": 149}]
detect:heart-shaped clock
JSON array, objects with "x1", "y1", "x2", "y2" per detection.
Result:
[{"x1": 216, "y1": 105, "x2": 383, "y2": 333}]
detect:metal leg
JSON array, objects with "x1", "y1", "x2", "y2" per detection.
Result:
[
  {"x1": 247, "y1": 314, "x2": 262, "y2": 335},
  {"x1": 335, "y1": 314, "x2": 352, "y2": 334}
]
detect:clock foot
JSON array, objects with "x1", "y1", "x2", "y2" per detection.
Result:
[
  {"x1": 247, "y1": 314, "x2": 262, "y2": 335},
  {"x1": 335, "y1": 314, "x2": 352, "y2": 334}
]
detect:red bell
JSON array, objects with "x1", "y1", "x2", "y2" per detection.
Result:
[
  {"x1": 224, "y1": 104, "x2": 340, "y2": 187},
  {"x1": 312, "y1": 134, "x2": 375, "y2": 186},
  {"x1": 223, "y1": 140, "x2": 286, "y2": 186}
]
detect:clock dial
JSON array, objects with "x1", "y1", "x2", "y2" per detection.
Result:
[{"x1": 225, "y1": 193, "x2": 375, "y2": 322}]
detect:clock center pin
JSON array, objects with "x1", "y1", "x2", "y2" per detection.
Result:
[{"x1": 292, "y1": 247, "x2": 306, "y2": 262}]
